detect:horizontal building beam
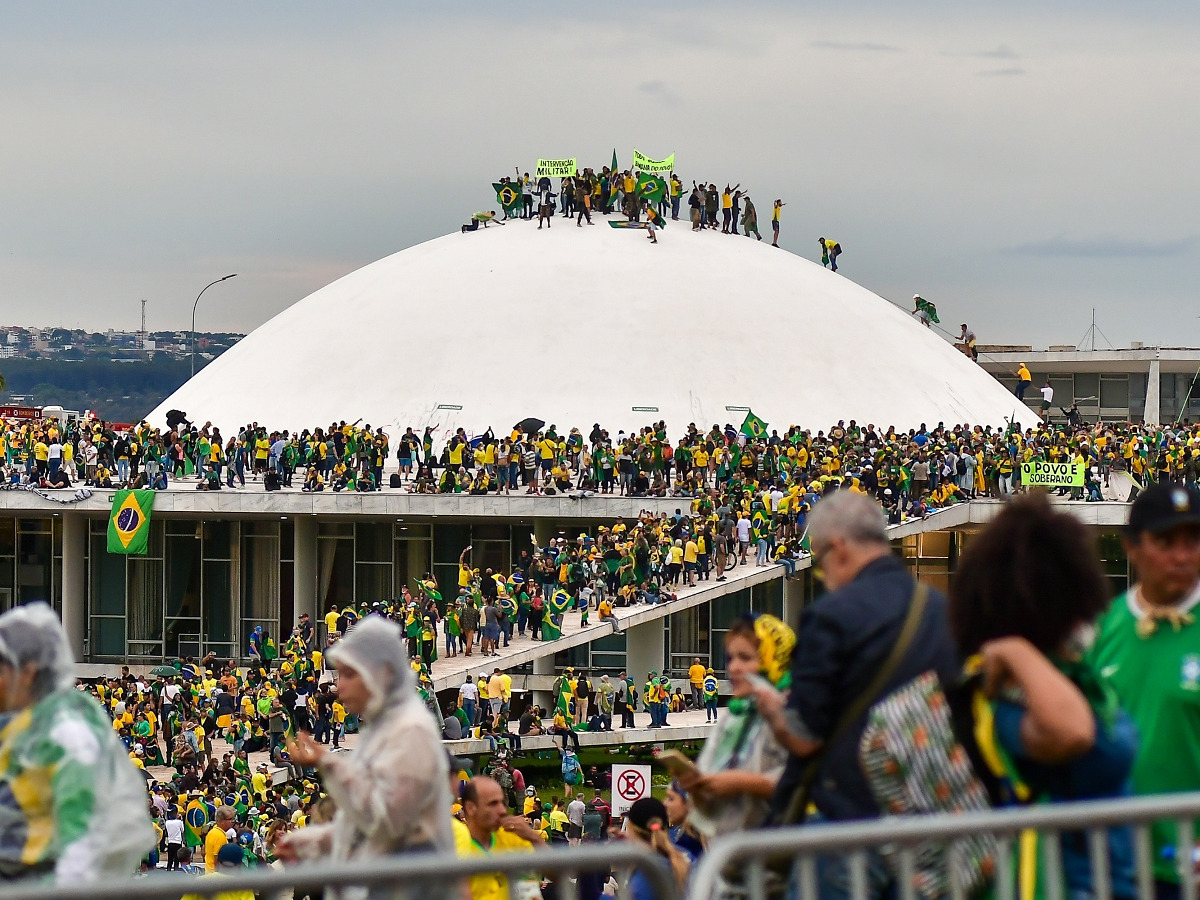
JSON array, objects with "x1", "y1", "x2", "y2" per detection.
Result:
[{"x1": 0, "y1": 487, "x2": 685, "y2": 521}]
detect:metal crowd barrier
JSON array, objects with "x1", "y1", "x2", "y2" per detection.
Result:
[
  {"x1": 690, "y1": 793, "x2": 1200, "y2": 900},
  {"x1": 0, "y1": 842, "x2": 676, "y2": 900}
]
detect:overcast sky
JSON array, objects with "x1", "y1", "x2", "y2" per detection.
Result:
[{"x1": 1, "y1": 1, "x2": 1197, "y2": 348}]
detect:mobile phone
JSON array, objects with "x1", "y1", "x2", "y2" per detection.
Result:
[{"x1": 746, "y1": 674, "x2": 774, "y2": 693}]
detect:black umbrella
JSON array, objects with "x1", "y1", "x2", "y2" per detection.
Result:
[{"x1": 514, "y1": 417, "x2": 546, "y2": 435}]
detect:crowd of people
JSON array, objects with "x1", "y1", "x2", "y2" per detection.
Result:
[
  {"x1": 486, "y1": 159, "x2": 797, "y2": 249},
  {"x1": 6, "y1": 477, "x2": 1200, "y2": 900},
  {"x1": 8, "y1": 408, "x2": 1198, "y2": 518}
]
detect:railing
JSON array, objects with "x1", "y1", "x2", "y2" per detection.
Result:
[
  {"x1": 3, "y1": 794, "x2": 1200, "y2": 900},
  {"x1": 690, "y1": 793, "x2": 1200, "y2": 900},
  {"x1": 0, "y1": 842, "x2": 676, "y2": 900}
]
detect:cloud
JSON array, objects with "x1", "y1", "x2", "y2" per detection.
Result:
[
  {"x1": 976, "y1": 44, "x2": 1019, "y2": 59},
  {"x1": 1008, "y1": 236, "x2": 1197, "y2": 258},
  {"x1": 810, "y1": 40, "x2": 902, "y2": 52},
  {"x1": 637, "y1": 79, "x2": 683, "y2": 105},
  {"x1": 978, "y1": 67, "x2": 1026, "y2": 76}
]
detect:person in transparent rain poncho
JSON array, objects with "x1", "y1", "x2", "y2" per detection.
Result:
[
  {"x1": 0, "y1": 602, "x2": 154, "y2": 884},
  {"x1": 279, "y1": 615, "x2": 453, "y2": 900}
]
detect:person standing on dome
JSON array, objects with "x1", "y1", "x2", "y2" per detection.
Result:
[
  {"x1": 537, "y1": 182, "x2": 556, "y2": 230},
  {"x1": 742, "y1": 196, "x2": 762, "y2": 240},
  {"x1": 721, "y1": 183, "x2": 740, "y2": 234},
  {"x1": 818, "y1": 236, "x2": 841, "y2": 271},
  {"x1": 959, "y1": 323, "x2": 979, "y2": 361},
  {"x1": 771, "y1": 199, "x2": 786, "y2": 247}
]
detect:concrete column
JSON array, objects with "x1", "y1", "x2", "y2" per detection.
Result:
[
  {"x1": 294, "y1": 517, "x2": 318, "y2": 633},
  {"x1": 1145, "y1": 358, "x2": 1161, "y2": 426},
  {"x1": 782, "y1": 571, "x2": 808, "y2": 630},
  {"x1": 625, "y1": 617, "x2": 665, "y2": 682},
  {"x1": 533, "y1": 518, "x2": 554, "y2": 550},
  {"x1": 532, "y1": 654, "x2": 556, "y2": 712},
  {"x1": 61, "y1": 513, "x2": 87, "y2": 660}
]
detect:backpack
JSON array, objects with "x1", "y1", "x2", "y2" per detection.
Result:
[
  {"x1": 956, "y1": 457, "x2": 967, "y2": 476},
  {"x1": 389, "y1": 473, "x2": 402, "y2": 488},
  {"x1": 562, "y1": 757, "x2": 581, "y2": 785},
  {"x1": 858, "y1": 671, "x2": 999, "y2": 899}
]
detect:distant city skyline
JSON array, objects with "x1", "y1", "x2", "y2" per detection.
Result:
[{"x1": 0, "y1": 2, "x2": 1196, "y2": 347}]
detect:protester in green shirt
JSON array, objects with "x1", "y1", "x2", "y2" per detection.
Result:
[{"x1": 1091, "y1": 483, "x2": 1200, "y2": 898}]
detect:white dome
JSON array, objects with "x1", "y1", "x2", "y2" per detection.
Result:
[{"x1": 150, "y1": 220, "x2": 1040, "y2": 439}]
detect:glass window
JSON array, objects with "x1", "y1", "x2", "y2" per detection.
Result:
[
  {"x1": 394, "y1": 539, "x2": 431, "y2": 596},
  {"x1": 203, "y1": 522, "x2": 232, "y2": 559},
  {"x1": 203, "y1": 560, "x2": 232, "y2": 644},
  {"x1": 472, "y1": 523, "x2": 508, "y2": 542},
  {"x1": 1050, "y1": 378, "x2": 1074, "y2": 406},
  {"x1": 127, "y1": 558, "x2": 163, "y2": 643},
  {"x1": 165, "y1": 618, "x2": 200, "y2": 660},
  {"x1": 90, "y1": 533, "x2": 125, "y2": 616},
  {"x1": 1100, "y1": 376, "x2": 1130, "y2": 411},
  {"x1": 318, "y1": 522, "x2": 353, "y2": 538},
  {"x1": 755, "y1": 580, "x2": 784, "y2": 618},
  {"x1": 712, "y1": 589, "x2": 751, "y2": 630},
  {"x1": 1073, "y1": 373, "x2": 1100, "y2": 401},
  {"x1": 355, "y1": 523, "x2": 391, "y2": 563},
  {"x1": 0, "y1": 519, "x2": 14, "y2": 556},
  {"x1": 472, "y1": 542, "x2": 508, "y2": 576},
  {"x1": 356, "y1": 564, "x2": 392, "y2": 606},
  {"x1": 242, "y1": 535, "x2": 280, "y2": 621},
  {"x1": 90, "y1": 617, "x2": 124, "y2": 658},
  {"x1": 280, "y1": 519, "x2": 294, "y2": 561},
  {"x1": 395, "y1": 522, "x2": 430, "y2": 539},
  {"x1": 434, "y1": 524, "x2": 471, "y2": 566},
  {"x1": 318, "y1": 539, "x2": 354, "y2": 612},
  {"x1": 166, "y1": 537, "x2": 202, "y2": 620},
  {"x1": 17, "y1": 530, "x2": 52, "y2": 606}
]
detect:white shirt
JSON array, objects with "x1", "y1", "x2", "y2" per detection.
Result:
[
  {"x1": 459, "y1": 681, "x2": 478, "y2": 702},
  {"x1": 736, "y1": 517, "x2": 752, "y2": 541},
  {"x1": 164, "y1": 819, "x2": 185, "y2": 844},
  {"x1": 567, "y1": 799, "x2": 586, "y2": 826},
  {"x1": 1041, "y1": 386, "x2": 1054, "y2": 403}
]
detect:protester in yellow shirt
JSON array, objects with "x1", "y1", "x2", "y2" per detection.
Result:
[
  {"x1": 204, "y1": 806, "x2": 235, "y2": 873},
  {"x1": 688, "y1": 658, "x2": 706, "y2": 709},
  {"x1": 453, "y1": 777, "x2": 543, "y2": 900}
]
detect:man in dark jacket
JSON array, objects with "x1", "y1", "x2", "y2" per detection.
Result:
[{"x1": 754, "y1": 491, "x2": 958, "y2": 900}]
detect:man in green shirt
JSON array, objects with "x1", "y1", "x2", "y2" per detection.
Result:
[{"x1": 1091, "y1": 483, "x2": 1200, "y2": 899}]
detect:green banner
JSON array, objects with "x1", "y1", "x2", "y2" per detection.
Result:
[
  {"x1": 1021, "y1": 461, "x2": 1085, "y2": 487},
  {"x1": 632, "y1": 149, "x2": 675, "y2": 173},
  {"x1": 535, "y1": 157, "x2": 577, "y2": 179},
  {"x1": 108, "y1": 489, "x2": 155, "y2": 555},
  {"x1": 492, "y1": 182, "x2": 523, "y2": 212}
]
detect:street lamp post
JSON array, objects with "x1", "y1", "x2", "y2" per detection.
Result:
[{"x1": 191, "y1": 274, "x2": 237, "y2": 377}]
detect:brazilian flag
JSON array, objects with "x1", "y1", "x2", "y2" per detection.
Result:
[
  {"x1": 914, "y1": 296, "x2": 940, "y2": 324},
  {"x1": 107, "y1": 489, "x2": 154, "y2": 554},
  {"x1": 184, "y1": 797, "x2": 209, "y2": 847},
  {"x1": 493, "y1": 182, "x2": 523, "y2": 214},
  {"x1": 542, "y1": 587, "x2": 573, "y2": 641},
  {"x1": 611, "y1": 148, "x2": 619, "y2": 173},
  {"x1": 740, "y1": 411, "x2": 769, "y2": 441},
  {"x1": 636, "y1": 173, "x2": 666, "y2": 204}
]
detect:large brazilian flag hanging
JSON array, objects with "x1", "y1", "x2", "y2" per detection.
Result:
[{"x1": 108, "y1": 489, "x2": 155, "y2": 555}]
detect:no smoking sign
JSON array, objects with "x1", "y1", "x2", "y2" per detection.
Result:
[{"x1": 611, "y1": 763, "x2": 651, "y2": 815}]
